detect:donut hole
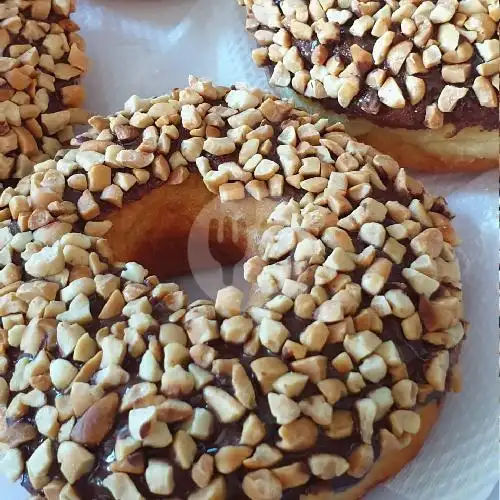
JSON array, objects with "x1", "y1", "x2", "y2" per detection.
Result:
[{"x1": 104, "y1": 174, "x2": 275, "y2": 282}]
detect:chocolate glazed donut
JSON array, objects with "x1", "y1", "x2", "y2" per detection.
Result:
[
  {"x1": 237, "y1": 0, "x2": 499, "y2": 173},
  {"x1": 0, "y1": 78, "x2": 465, "y2": 500},
  {"x1": 0, "y1": 0, "x2": 89, "y2": 181}
]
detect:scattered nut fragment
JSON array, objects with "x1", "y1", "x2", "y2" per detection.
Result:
[
  {"x1": 215, "y1": 445, "x2": 252, "y2": 474},
  {"x1": 390, "y1": 410, "x2": 422, "y2": 437},
  {"x1": 324, "y1": 410, "x2": 354, "y2": 440},
  {"x1": 268, "y1": 392, "x2": 301, "y2": 425},
  {"x1": 299, "y1": 395, "x2": 332, "y2": 426},
  {"x1": 359, "y1": 354, "x2": 387, "y2": 383},
  {"x1": 173, "y1": 430, "x2": 197, "y2": 470},
  {"x1": 35, "y1": 406, "x2": 60, "y2": 439},
  {"x1": 392, "y1": 379, "x2": 419, "y2": 408},
  {"x1": 473, "y1": 76, "x2": 498, "y2": 107},
  {"x1": 192, "y1": 454, "x2": 214, "y2": 488},
  {"x1": 71, "y1": 393, "x2": 119, "y2": 447},
  {"x1": 300, "y1": 321, "x2": 329, "y2": 352},
  {"x1": 27, "y1": 439, "x2": 53, "y2": 489},
  {"x1": 425, "y1": 103, "x2": 444, "y2": 129},
  {"x1": 204, "y1": 137, "x2": 236, "y2": 155},
  {"x1": 277, "y1": 417, "x2": 318, "y2": 451},
  {"x1": 128, "y1": 406, "x2": 158, "y2": 440},
  {"x1": 203, "y1": 386, "x2": 246, "y2": 423},
  {"x1": 251, "y1": 357, "x2": 288, "y2": 394},
  {"x1": 273, "y1": 372, "x2": 308, "y2": 398},
  {"x1": 258, "y1": 317, "x2": 289, "y2": 353},
  {"x1": 348, "y1": 444, "x2": 374, "y2": 478},
  {"x1": 425, "y1": 350, "x2": 450, "y2": 391},
  {"x1": 50, "y1": 358, "x2": 78, "y2": 390},
  {"x1": 273, "y1": 461, "x2": 310, "y2": 489},
  {"x1": 378, "y1": 77, "x2": 406, "y2": 108},
  {"x1": 437, "y1": 85, "x2": 469, "y2": 112},
  {"x1": 385, "y1": 289, "x2": 416, "y2": 319},
  {"x1": 161, "y1": 365, "x2": 194, "y2": 397},
  {"x1": 103, "y1": 472, "x2": 144, "y2": 500},
  {"x1": 232, "y1": 363, "x2": 256, "y2": 409},
  {"x1": 411, "y1": 228, "x2": 444, "y2": 258},
  {"x1": 145, "y1": 459, "x2": 174, "y2": 495},
  {"x1": 291, "y1": 355, "x2": 327, "y2": 383},
  {"x1": 184, "y1": 408, "x2": 214, "y2": 440},
  {"x1": 215, "y1": 286, "x2": 243, "y2": 317},
  {"x1": 344, "y1": 330, "x2": 382, "y2": 362},
  {"x1": 57, "y1": 441, "x2": 95, "y2": 484},
  {"x1": 0, "y1": 448, "x2": 24, "y2": 482},
  {"x1": 309, "y1": 454, "x2": 349, "y2": 479},
  {"x1": 243, "y1": 469, "x2": 283, "y2": 500},
  {"x1": 356, "y1": 398, "x2": 377, "y2": 444},
  {"x1": 244, "y1": 443, "x2": 283, "y2": 469}
]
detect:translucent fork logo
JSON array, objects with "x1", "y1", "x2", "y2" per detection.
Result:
[{"x1": 187, "y1": 197, "x2": 254, "y2": 300}]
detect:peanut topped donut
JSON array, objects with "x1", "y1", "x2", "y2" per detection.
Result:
[
  {"x1": 237, "y1": 0, "x2": 499, "y2": 172},
  {"x1": 0, "y1": 77, "x2": 465, "y2": 500},
  {"x1": 0, "y1": 0, "x2": 89, "y2": 181}
]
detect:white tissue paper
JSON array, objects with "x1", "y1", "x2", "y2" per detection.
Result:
[{"x1": 2, "y1": 1, "x2": 497, "y2": 498}]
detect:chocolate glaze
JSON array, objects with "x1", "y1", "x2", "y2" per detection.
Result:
[
  {"x1": 58, "y1": 300, "x2": 452, "y2": 500},
  {"x1": 7, "y1": 96, "x2": 462, "y2": 499},
  {"x1": 55, "y1": 182, "x2": 455, "y2": 499},
  {"x1": 9, "y1": 204, "x2": 457, "y2": 499},
  {"x1": 256, "y1": 17, "x2": 497, "y2": 131}
]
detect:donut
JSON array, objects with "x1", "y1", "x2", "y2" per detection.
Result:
[
  {"x1": 237, "y1": 0, "x2": 499, "y2": 173},
  {"x1": 0, "y1": 77, "x2": 465, "y2": 500},
  {"x1": 0, "y1": 0, "x2": 89, "y2": 180}
]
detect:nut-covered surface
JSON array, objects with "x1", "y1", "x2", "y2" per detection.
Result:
[
  {"x1": 237, "y1": 0, "x2": 498, "y2": 131},
  {"x1": 0, "y1": 0, "x2": 89, "y2": 182},
  {"x1": 0, "y1": 77, "x2": 465, "y2": 499}
]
